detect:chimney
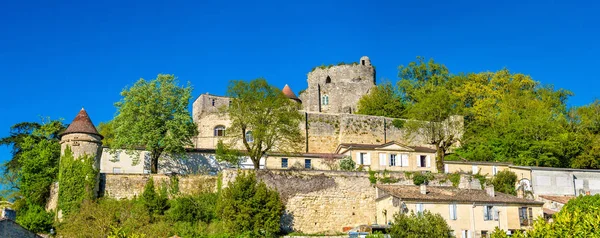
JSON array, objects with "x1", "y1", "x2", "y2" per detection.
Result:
[
  {"x1": 420, "y1": 184, "x2": 427, "y2": 195},
  {"x1": 1, "y1": 207, "x2": 16, "y2": 221},
  {"x1": 485, "y1": 185, "x2": 495, "y2": 197}
]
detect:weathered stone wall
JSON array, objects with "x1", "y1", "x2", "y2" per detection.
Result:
[
  {"x1": 99, "y1": 173, "x2": 216, "y2": 199},
  {"x1": 60, "y1": 133, "x2": 103, "y2": 169},
  {"x1": 221, "y1": 169, "x2": 453, "y2": 234},
  {"x1": 300, "y1": 57, "x2": 375, "y2": 114}
]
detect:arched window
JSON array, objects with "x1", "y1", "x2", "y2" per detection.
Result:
[
  {"x1": 214, "y1": 125, "x2": 226, "y2": 137},
  {"x1": 325, "y1": 76, "x2": 331, "y2": 84},
  {"x1": 321, "y1": 95, "x2": 329, "y2": 105},
  {"x1": 245, "y1": 131, "x2": 254, "y2": 143}
]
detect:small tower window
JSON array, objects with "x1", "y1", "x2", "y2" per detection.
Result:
[
  {"x1": 325, "y1": 76, "x2": 331, "y2": 84},
  {"x1": 321, "y1": 95, "x2": 329, "y2": 105},
  {"x1": 245, "y1": 131, "x2": 254, "y2": 143},
  {"x1": 362, "y1": 60, "x2": 365, "y2": 65},
  {"x1": 211, "y1": 98, "x2": 216, "y2": 106},
  {"x1": 214, "y1": 125, "x2": 226, "y2": 137}
]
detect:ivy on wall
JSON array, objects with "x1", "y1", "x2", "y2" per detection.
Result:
[{"x1": 58, "y1": 146, "x2": 98, "y2": 216}]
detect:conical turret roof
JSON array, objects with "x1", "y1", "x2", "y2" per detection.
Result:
[
  {"x1": 282, "y1": 84, "x2": 299, "y2": 100},
  {"x1": 60, "y1": 108, "x2": 103, "y2": 139}
]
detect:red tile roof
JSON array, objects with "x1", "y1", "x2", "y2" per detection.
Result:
[
  {"x1": 539, "y1": 195, "x2": 575, "y2": 204},
  {"x1": 60, "y1": 108, "x2": 103, "y2": 139},
  {"x1": 282, "y1": 84, "x2": 300, "y2": 100}
]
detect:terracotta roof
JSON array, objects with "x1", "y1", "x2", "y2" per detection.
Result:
[
  {"x1": 543, "y1": 208, "x2": 558, "y2": 215},
  {"x1": 377, "y1": 185, "x2": 543, "y2": 205},
  {"x1": 60, "y1": 108, "x2": 103, "y2": 139},
  {"x1": 539, "y1": 195, "x2": 575, "y2": 204},
  {"x1": 282, "y1": 84, "x2": 300, "y2": 100}
]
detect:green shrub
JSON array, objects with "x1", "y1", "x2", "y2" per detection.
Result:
[
  {"x1": 167, "y1": 193, "x2": 217, "y2": 223},
  {"x1": 16, "y1": 204, "x2": 54, "y2": 234},
  {"x1": 216, "y1": 172, "x2": 283, "y2": 236},
  {"x1": 380, "y1": 169, "x2": 399, "y2": 184},
  {"x1": 392, "y1": 119, "x2": 405, "y2": 129},
  {"x1": 141, "y1": 177, "x2": 168, "y2": 216},
  {"x1": 339, "y1": 156, "x2": 356, "y2": 171},
  {"x1": 368, "y1": 169, "x2": 378, "y2": 184},
  {"x1": 58, "y1": 146, "x2": 98, "y2": 216},
  {"x1": 491, "y1": 170, "x2": 517, "y2": 195},
  {"x1": 412, "y1": 172, "x2": 434, "y2": 185},
  {"x1": 447, "y1": 172, "x2": 461, "y2": 187},
  {"x1": 389, "y1": 211, "x2": 453, "y2": 237}
]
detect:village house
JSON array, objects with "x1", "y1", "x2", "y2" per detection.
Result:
[{"x1": 375, "y1": 184, "x2": 544, "y2": 238}]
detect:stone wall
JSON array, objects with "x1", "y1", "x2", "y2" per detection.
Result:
[{"x1": 99, "y1": 173, "x2": 216, "y2": 199}]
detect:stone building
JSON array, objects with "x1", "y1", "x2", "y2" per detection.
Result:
[{"x1": 298, "y1": 56, "x2": 375, "y2": 114}]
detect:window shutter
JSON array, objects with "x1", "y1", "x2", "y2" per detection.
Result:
[
  {"x1": 483, "y1": 206, "x2": 489, "y2": 220},
  {"x1": 472, "y1": 165, "x2": 478, "y2": 174},
  {"x1": 402, "y1": 154, "x2": 409, "y2": 167},
  {"x1": 449, "y1": 204, "x2": 455, "y2": 220},
  {"x1": 417, "y1": 156, "x2": 422, "y2": 167},
  {"x1": 364, "y1": 153, "x2": 371, "y2": 165},
  {"x1": 467, "y1": 231, "x2": 472, "y2": 238},
  {"x1": 379, "y1": 153, "x2": 386, "y2": 166},
  {"x1": 493, "y1": 207, "x2": 499, "y2": 221},
  {"x1": 356, "y1": 152, "x2": 361, "y2": 164},
  {"x1": 426, "y1": 156, "x2": 431, "y2": 168},
  {"x1": 444, "y1": 164, "x2": 449, "y2": 173}
]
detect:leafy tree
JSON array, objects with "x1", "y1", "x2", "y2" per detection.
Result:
[
  {"x1": 221, "y1": 78, "x2": 303, "y2": 169},
  {"x1": 356, "y1": 81, "x2": 405, "y2": 118},
  {"x1": 491, "y1": 170, "x2": 517, "y2": 195},
  {"x1": 398, "y1": 57, "x2": 463, "y2": 171},
  {"x1": 388, "y1": 211, "x2": 453, "y2": 238},
  {"x1": 111, "y1": 74, "x2": 198, "y2": 173},
  {"x1": 216, "y1": 172, "x2": 283, "y2": 236},
  {"x1": 97, "y1": 121, "x2": 115, "y2": 147},
  {"x1": 339, "y1": 156, "x2": 356, "y2": 171}
]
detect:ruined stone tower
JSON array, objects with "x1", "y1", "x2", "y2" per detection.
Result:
[
  {"x1": 59, "y1": 108, "x2": 103, "y2": 169},
  {"x1": 299, "y1": 56, "x2": 376, "y2": 114}
]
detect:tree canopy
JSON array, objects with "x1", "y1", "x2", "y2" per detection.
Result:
[
  {"x1": 219, "y1": 78, "x2": 303, "y2": 169},
  {"x1": 356, "y1": 81, "x2": 405, "y2": 118},
  {"x1": 389, "y1": 211, "x2": 453, "y2": 238},
  {"x1": 111, "y1": 74, "x2": 198, "y2": 173}
]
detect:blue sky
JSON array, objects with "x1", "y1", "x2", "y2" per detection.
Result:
[{"x1": 1, "y1": 0, "x2": 599, "y2": 164}]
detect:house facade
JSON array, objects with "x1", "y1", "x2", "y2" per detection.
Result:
[{"x1": 375, "y1": 185, "x2": 544, "y2": 238}]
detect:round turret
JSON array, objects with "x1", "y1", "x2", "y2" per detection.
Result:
[
  {"x1": 282, "y1": 84, "x2": 302, "y2": 103},
  {"x1": 59, "y1": 108, "x2": 103, "y2": 168}
]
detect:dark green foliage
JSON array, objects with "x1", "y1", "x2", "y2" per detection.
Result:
[
  {"x1": 58, "y1": 146, "x2": 98, "y2": 216},
  {"x1": 16, "y1": 204, "x2": 54, "y2": 233},
  {"x1": 216, "y1": 172, "x2": 283, "y2": 236},
  {"x1": 19, "y1": 138, "x2": 60, "y2": 206},
  {"x1": 491, "y1": 170, "x2": 517, "y2": 195},
  {"x1": 339, "y1": 156, "x2": 356, "y2": 171},
  {"x1": 215, "y1": 140, "x2": 242, "y2": 165},
  {"x1": 391, "y1": 119, "x2": 405, "y2": 129},
  {"x1": 167, "y1": 193, "x2": 217, "y2": 223},
  {"x1": 389, "y1": 211, "x2": 453, "y2": 238},
  {"x1": 356, "y1": 82, "x2": 405, "y2": 118},
  {"x1": 141, "y1": 178, "x2": 168, "y2": 216},
  {"x1": 379, "y1": 169, "x2": 399, "y2": 184},
  {"x1": 412, "y1": 172, "x2": 434, "y2": 185},
  {"x1": 472, "y1": 172, "x2": 488, "y2": 188}
]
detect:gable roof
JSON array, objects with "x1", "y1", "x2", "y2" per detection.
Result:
[
  {"x1": 59, "y1": 108, "x2": 103, "y2": 139},
  {"x1": 335, "y1": 141, "x2": 436, "y2": 154},
  {"x1": 376, "y1": 185, "x2": 543, "y2": 205}
]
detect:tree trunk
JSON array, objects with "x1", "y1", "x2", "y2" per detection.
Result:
[
  {"x1": 150, "y1": 150, "x2": 161, "y2": 174},
  {"x1": 436, "y1": 145, "x2": 445, "y2": 173},
  {"x1": 252, "y1": 157, "x2": 260, "y2": 170}
]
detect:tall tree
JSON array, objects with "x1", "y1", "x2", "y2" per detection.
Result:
[
  {"x1": 356, "y1": 81, "x2": 405, "y2": 118},
  {"x1": 220, "y1": 78, "x2": 303, "y2": 169},
  {"x1": 111, "y1": 74, "x2": 198, "y2": 173},
  {"x1": 97, "y1": 121, "x2": 115, "y2": 148},
  {"x1": 398, "y1": 57, "x2": 463, "y2": 171}
]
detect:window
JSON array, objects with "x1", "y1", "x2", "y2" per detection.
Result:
[
  {"x1": 390, "y1": 154, "x2": 397, "y2": 166},
  {"x1": 325, "y1": 76, "x2": 331, "y2": 84},
  {"x1": 304, "y1": 159, "x2": 312, "y2": 169},
  {"x1": 322, "y1": 95, "x2": 329, "y2": 105},
  {"x1": 416, "y1": 203, "x2": 424, "y2": 214},
  {"x1": 481, "y1": 230, "x2": 489, "y2": 238},
  {"x1": 245, "y1": 131, "x2": 254, "y2": 142},
  {"x1": 281, "y1": 158, "x2": 288, "y2": 168},
  {"x1": 519, "y1": 207, "x2": 533, "y2": 226},
  {"x1": 113, "y1": 167, "x2": 121, "y2": 173},
  {"x1": 418, "y1": 155, "x2": 428, "y2": 168},
  {"x1": 461, "y1": 230, "x2": 471, "y2": 238},
  {"x1": 211, "y1": 98, "x2": 216, "y2": 106},
  {"x1": 483, "y1": 205, "x2": 498, "y2": 221},
  {"x1": 449, "y1": 203, "x2": 457, "y2": 220},
  {"x1": 214, "y1": 126, "x2": 225, "y2": 137}
]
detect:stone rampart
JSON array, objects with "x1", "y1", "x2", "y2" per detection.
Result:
[{"x1": 99, "y1": 173, "x2": 216, "y2": 199}]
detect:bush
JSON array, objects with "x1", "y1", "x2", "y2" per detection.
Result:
[
  {"x1": 447, "y1": 172, "x2": 461, "y2": 187},
  {"x1": 216, "y1": 172, "x2": 283, "y2": 236},
  {"x1": 491, "y1": 170, "x2": 517, "y2": 195},
  {"x1": 16, "y1": 204, "x2": 54, "y2": 234},
  {"x1": 389, "y1": 211, "x2": 453, "y2": 237},
  {"x1": 167, "y1": 193, "x2": 217, "y2": 223},
  {"x1": 339, "y1": 156, "x2": 356, "y2": 171},
  {"x1": 412, "y1": 172, "x2": 434, "y2": 185},
  {"x1": 368, "y1": 169, "x2": 378, "y2": 184},
  {"x1": 141, "y1": 177, "x2": 169, "y2": 216},
  {"x1": 379, "y1": 169, "x2": 399, "y2": 184}
]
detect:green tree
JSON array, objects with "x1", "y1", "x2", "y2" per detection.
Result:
[
  {"x1": 15, "y1": 204, "x2": 54, "y2": 233},
  {"x1": 140, "y1": 177, "x2": 168, "y2": 216},
  {"x1": 111, "y1": 74, "x2": 198, "y2": 173},
  {"x1": 398, "y1": 57, "x2": 463, "y2": 171},
  {"x1": 166, "y1": 192, "x2": 217, "y2": 223},
  {"x1": 388, "y1": 211, "x2": 453, "y2": 238},
  {"x1": 356, "y1": 81, "x2": 405, "y2": 118},
  {"x1": 221, "y1": 78, "x2": 303, "y2": 169},
  {"x1": 491, "y1": 170, "x2": 517, "y2": 195},
  {"x1": 216, "y1": 172, "x2": 283, "y2": 236},
  {"x1": 97, "y1": 121, "x2": 115, "y2": 148}
]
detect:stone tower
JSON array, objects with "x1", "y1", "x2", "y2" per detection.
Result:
[
  {"x1": 59, "y1": 108, "x2": 103, "y2": 170},
  {"x1": 299, "y1": 56, "x2": 376, "y2": 114}
]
